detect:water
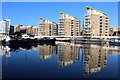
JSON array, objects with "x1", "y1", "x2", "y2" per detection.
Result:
[{"x1": 0, "y1": 42, "x2": 119, "y2": 78}]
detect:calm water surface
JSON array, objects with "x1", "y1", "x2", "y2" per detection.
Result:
[{"x1": 0, "y1": 42, "x2": 119, "y2": 78}]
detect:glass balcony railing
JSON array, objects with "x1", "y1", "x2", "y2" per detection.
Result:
[
  {"x1": 84, "y1": 26, "x2": 91, "y2": 28},
  {"x1": 86, "y1": 32, "x2": 91, "y2": 34},
  {"x1": 85, "y1": 14, "x2": 90, "y2": 17},
  {"x1": 85, "y1": 29, "x2": 91, "y2": 31}
]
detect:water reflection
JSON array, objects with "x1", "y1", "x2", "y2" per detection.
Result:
[
  {"x1": 38, "y1": 45, "x2": 57, "y2": 60},
  {"x1": 57, "y1": 42, "x2": 80, "y2": 68},
  {"x1": 83, "y1": 44, "x2": 108, "y2": 76},
  {"x1": 0, "y1": 46, "x2": 10, "y2": 57},
  {"x1": 0, "y1": 42, "x2": 120, "y2": 77}
]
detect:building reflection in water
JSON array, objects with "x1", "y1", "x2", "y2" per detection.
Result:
[
  {"x1": 57, "y1": 42, "x2": 80, "y2": 68},
  {"x1": 0, "y1": 42, "x2": 120, "y2": 76},
  {"x1": 0, "y1": 45, "x2": 11, "y2": 65},
  {"x1": 38, "y1": 44, "x2": 57, "y2": 60},
  {"x1": 83, "y1": 44, "x2": 109, "y2": 76},
  {"x1": 0, "y1": 46, "x2": 10, "y2": 57}
]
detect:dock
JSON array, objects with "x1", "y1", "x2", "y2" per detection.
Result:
[{"x1": 0, "y1": 35, "x2": 120, "y2": 46}]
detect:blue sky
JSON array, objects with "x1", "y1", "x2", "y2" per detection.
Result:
[{"x1": 2, "y1": 2, "x2": 118, "y2": 27}]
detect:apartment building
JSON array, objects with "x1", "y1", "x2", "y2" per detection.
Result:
[
  {"x1": 0, "y1": 19, "x2": 11, "y2": 35},
  {"x1": 0, "y1": 19, "x2": 11, "y2": 41},
  {"x1": 58, "y1": 12, "x2": 81, "y2": 36},
  {"x1": 83, "y1": 45, "x2": 108, "y2": 76},
  {"x1": 57, "y1": 43, "x2": 80, "y2": 68},
  {"x1": 84, "y1": 6, "x2": 110, "y2": 37},
  {"x1": 39, "y1": 18, "x2": 58, "y2": 36},
  {"x1": 16, "y1": 25, "x2": 39, "y2": 35},
  {"x1": 38, "y1": 45, "x2": 57, "y2": 60}
]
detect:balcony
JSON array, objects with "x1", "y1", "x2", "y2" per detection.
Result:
[
  {"x1": 106, "y1": 24, "x2": 109, "y2": 26},
  {"x1": 85, "y1": 23, "x2": 90, "y2": 26},
  {"x1": 85, "y1": 14, "x2": 90, "y2": 17},
  {"x1": 59, "y1": 24, "x2": 64, "y2": 27},
  {"x1": 58, "y1": 18, "x2": 64, "y2": 20},
  {"x1": 105, "y1": 22, "x2": 109, "y2": 23},
  {"x1": 106, "y1": 17, "x2": 109, "y2": 20},
  {"x1": 59, "y1": 22, "x2": 64, "y2": 24},
  {"x1": 105, "y1": 27, "x2": 108, "y2": 29},
  {"x1": 84, "y1": 26, "x2": 91, "y2": 28},
  {"x1": 58, "y1": 30, "x2": 64, "y2": 32},
  {"x1": 58, "y1": 32, "x2": 64, "y2": 34},
  {"x1": 85, "y1": 31, "x2": 91, "y2": 34},
  {"x1": 85, "y1": 28, "x2": 91, "y2": 30},
  {"x1": 59, "y1": 28, "x2": 64, "y2": 31},
  {"x1": 85, "y1": 29, "x2": 91, "y2": 31},
  {"x1": 59, "y1": 27, "x2": 64, "y2": 29},
  {"x1": 85, "y1": 20, "x2": 90, "y2": 23},
  {"x1": 85, "y1": 18, "x2": 90, "y2": 20},
  {"x1": 99, "y1": 24, "x2": 102, "y2": 27}
]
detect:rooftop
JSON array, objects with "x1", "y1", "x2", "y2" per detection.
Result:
[
  {"x1": 40, "y1": 18, "x2": 57, "y2": 24},
  {"x1": 60, "y1": 12, "x2": 80, "y2": 20},
  {"x1": 86, "y1": 6, "x2": 108, "y2": 16}
]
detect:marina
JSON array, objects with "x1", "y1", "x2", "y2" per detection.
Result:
[
  {"x1": 0, "y1": 35, "x2": 120, "y2": 46},
  {"x1": 0, "y1": 2, "x2": 119, "y2": 79},
  {"x1": 0, "y1": 42, "x2": 119, "y2": 78}
]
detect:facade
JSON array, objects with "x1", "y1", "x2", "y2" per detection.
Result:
[
  {"x1": 0, "y1": 19, "x2": 11, "y2": 35},
  {"x1": 84, "y1": 6, "x2": 110, "y2": 37},
  {"x1": 16, "y1": 25, "x2": 39, "y2": 35},
  {"x1": 39, "y1": 18, "x2": 58, "y2": 36},
  {"x1": 38, "y1": 45, "x2": 57, "y2": 60},
  {"x1": 16, "y1": 25, "x2": 21, "y2": 32},
  {"x1": 0, "y1": 19, "x2": 11, "y2": 41},
  {"x1": 83, "y1": 45, "x2": 108, "y2": 76},
  {"x1": 109, "y1": 27, "x2": 120, "y2": 36},
  {"x1": 58, "y1": 12, "x2": 81, "y2": 36},
  {"x1": 57, "y1": 43, "x2": 80, "y2": 68}
]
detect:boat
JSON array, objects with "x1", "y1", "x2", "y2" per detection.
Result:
[
  {"x1": 7, "y1": 37, "x2": 56, "y2": 45},
  {"x1": 110, "y1": 39, "x2": 120, "y2": 45}
]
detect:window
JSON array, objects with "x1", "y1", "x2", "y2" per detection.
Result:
[
  {"x1": 100, "y1": 16, "x2": 102, "y2": 18},
  {"x1": 100, "y1": 31, "x2": 102, "y2": 33},
  {"x1": 106, "y1": 23, "x2": 108, "y2": 25},
  {"x1": 100, "y1": 19, "x2": 102, "y2": 21},
  {"x1": 106, "y1": 20, "x2": 108, "y2": 22},
  {"x1": 106, "y1": 17, "x2": 109, "y2": 19}
]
